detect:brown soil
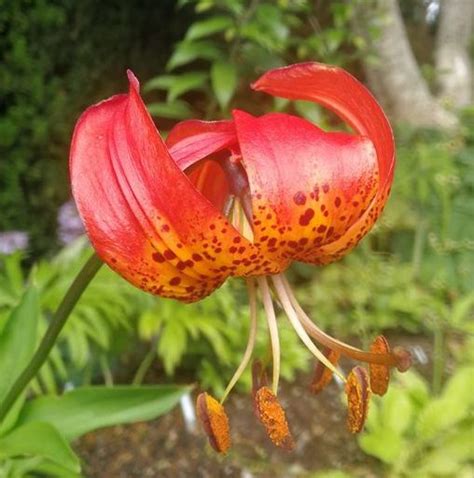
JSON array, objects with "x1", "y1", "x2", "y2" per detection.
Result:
[{"x1": 75, "y1": 335, "x2": 431, "y2": 478}]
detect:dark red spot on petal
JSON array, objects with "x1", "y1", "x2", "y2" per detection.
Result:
[
  {"x1": 152, "y1": 252, "x2": 165, "y2": 263},
  {"x1": 294, "y1": 191, "x2": 307, "y2": 206},
  {"x1": 299, "y1": 208, "x2": 315, "y2": 226},
  {"x1": 164, "y1": 250, "x2": 177, "y2": 260},
  {"x1": 268, "y1": 238, "x2": 277, "y2": 247}
]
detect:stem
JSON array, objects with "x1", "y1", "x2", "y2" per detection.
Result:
[
  {"x1": 99, "y1": 354, "x2": 114, "y2": 387},
  {"x1": 132, "y1": 331, "x2": 161, "y2": 386},
  {"x1": 412, "y1": 219, "x2": 426, "y2": 279},
  {"x1": 432, "y1": 316, "x2": 445, "y2": 395},
  {"x1": 0, "y1": 253, "x2": 103, "y2": 423}
]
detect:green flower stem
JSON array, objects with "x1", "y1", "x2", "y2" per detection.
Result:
[{"x1": 0, "y1": 253, "x2": 103, "y2": 423}]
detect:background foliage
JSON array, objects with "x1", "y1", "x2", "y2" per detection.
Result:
[{"x1": 0, "y1": 0, "x2": 473, "y2": 476}]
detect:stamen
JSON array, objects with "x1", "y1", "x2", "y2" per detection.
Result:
[
  {"x1": 345, "y1": 366, "x2": 371, "y2": 434},
  {"x1": 257, "y1": 276, "x2": 281, "y2": 394},
  {"x1": 310, "y1": 348, "x2": 341, "y2": 394},
  {"x1": 280, "y1": 275, "x2": 410, "y2": 371},
  {"x1": 196, "y1": 392, "x2": 231, "y2": 453},
  {"x1": 223, "y1": 194, "x2": 235, "y2": 217},
  {"x1": 252, "y1": 359, "x2": 269, "y2": 400},
  {"x1": 369, "y1": 335, "x2": 390, "y2": 396},
  {"x1": 254, "y1": 386, "x2": 295, "y2": 451},
  {"x1": 220, "y1": 279, "x2": 258, "y2": 403},
  {"x1": 271, "y1": 275, "x2": 346, "y2": 382}
]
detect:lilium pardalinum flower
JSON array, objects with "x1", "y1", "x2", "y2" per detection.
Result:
[{"x1": 70, "y1": 62, "x2": 411, "y2": 453}]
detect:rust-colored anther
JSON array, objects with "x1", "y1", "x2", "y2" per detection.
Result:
[
  {"x1": 369, "y1": 335, "x2": 390, "y2": 396},
  {"x1": 254, "y1": 386, "x2": 295, "y2": 451},
  {"x1": 196, "y1": 392, "x2": 231, "y2": 453},
  {"x1": 345, "y1": 366, "x2": 371, "y2": 434},
  {"x1": 310, "y1": 349, "x2": 340, "y2": 394}
]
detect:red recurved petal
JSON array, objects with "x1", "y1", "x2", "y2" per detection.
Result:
[
  {"x1": 166, "y1": 119, "x2": 238, "y2": 213},
  {"x1": 70, "y1": 71, "x2": 281, "y2": 301},
  {"x1": 233, "y1": 110, "x2": 379, "y2": 265},
  {"x1": 251, "y1": 62, "x2": 394, "y2": 189},
  {"x1": 167, "y1": 119, "x2": 238, "y2": 170},
  {"x1": 251, "y1": 62, "x2": 395, "y2": 263}
]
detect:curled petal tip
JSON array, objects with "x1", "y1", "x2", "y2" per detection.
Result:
[
  {"x1": 126, "y1": 69, "x2": 140, "y2": 93},
  {"x1": 196, "y1": 392, "x2": 231, "y2": 453}
]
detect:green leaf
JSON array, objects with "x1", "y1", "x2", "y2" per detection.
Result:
[
  {"x1": 211, "y1": 61, "x2": 237, "y2": 110},
  {"x1": 185, "y1": 16, "x2": 233, "y2": 40},
  {"x1": 166, "y1": 41, "x2": 222, "y2": 71},
  {"x1": 359, "y1": 429, "x2": 404, "y2": 464},
  {"x1": 0, "y1": 394, "x2": 26, "y2": 437},
  {"x1": 294, "y1": 100, "x2": 323, "y2": 124},
  {"x1": 167, "y1": 72, "x2": 209, "y2": 102},
  {"x1": 0, "y1": 287, "x2": 40, "y2": 403},
  {"x1": 416, "y1": 397, "x2": 468, "y2": 441},
  {"x1": 0, "y1": 422, "x2": 80, "y2": 473},
  {"x1": 17, "y1": 385, "x2": 189, "y2": 441},
  {"x1": 143, "y1": 75, "x2": 177, "y2": 92},
  {"x1": 380, "y1": 388, "x2": 413, "y2": 434},
  {"x1": 147, "y1": 100, "x2": 193, "y2": 119},
  {"x1": 442, "y1": 366, "x2": 474, "y2": 407},
  {"x1": 158, "y1": 321, "x2": 188, "y2": 374},
  {"x1": 144, "y1": 72, "x2": 209, "y2": 101}
]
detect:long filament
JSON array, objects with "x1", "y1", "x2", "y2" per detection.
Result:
[
  {"x1": 272, "y1": 275, "x2": 346, "y2": 382},
  {"x1": 280, "y1": 275, "x2": 399, "y2": 367},
  {"x1": 257, "y1": 276, "x2": 281, "y2": 394},
  {"x1": 220, "y1": 278, "x2": 259, "y2": 403}
]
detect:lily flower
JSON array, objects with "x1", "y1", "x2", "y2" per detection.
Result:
[{"x1": 70, "y1": 62, "x2": 411, "y2": 453}]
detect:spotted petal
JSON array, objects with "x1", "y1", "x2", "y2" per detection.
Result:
[
  {"x1": 251, "y1": 62, "x2": 395, "y2": 264},
  {"x1": 70, "y1": 71, "x2": 281, "y2": 302}
]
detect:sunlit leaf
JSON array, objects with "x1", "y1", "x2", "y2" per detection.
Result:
[
  {"x1": 0, "y1": 287, "x2": 40, "y2": 403},
  {"x1": 210, "y1": 61, "x2": 237, "y2": 110},
  {"x1": 185, "y1": 15, "x2": 233, "y2": 40},
  {"x1": 0, "y1": 422, "x2": 80, "y2": 473},
  {"x1": 17, "y1": 385, "x2": 189, "y2": 441}
]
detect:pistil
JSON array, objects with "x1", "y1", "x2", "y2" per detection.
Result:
[{"x1": 271, "y1": 275, "x2": 346, "y2": 382}]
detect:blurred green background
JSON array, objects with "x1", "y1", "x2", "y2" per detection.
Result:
[{"x1": 0, "y1": 0, "x2": 473, "y2": 477}]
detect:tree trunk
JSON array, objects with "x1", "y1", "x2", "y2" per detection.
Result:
[
  {"x1": 435, "y1": 0, "x2": 474, "y2": 108},
  {"x1": 356, "y1": 0, "x2": 458, "y2": 130}
]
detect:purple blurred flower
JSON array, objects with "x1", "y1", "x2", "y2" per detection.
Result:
[
  {"x1": 58, "y1": 200, "x2": 85, "y2": 245},
  {"x1": 0, "y1": 231, "x2": 29, "y2": 255}
]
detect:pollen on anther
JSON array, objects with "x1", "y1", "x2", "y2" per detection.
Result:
[
  {"x1": 196, "y1": 393, "x2": 231, "y2": 453},
  {"x1": 254, "y1": 386, "x2": 294, "y2": 451},
  {"x1": 345, "y1": 366, "x2": 371, "y2": 434},
  {"x1": 369, "y1": 335, "x2": 391, "y2": 396}
]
